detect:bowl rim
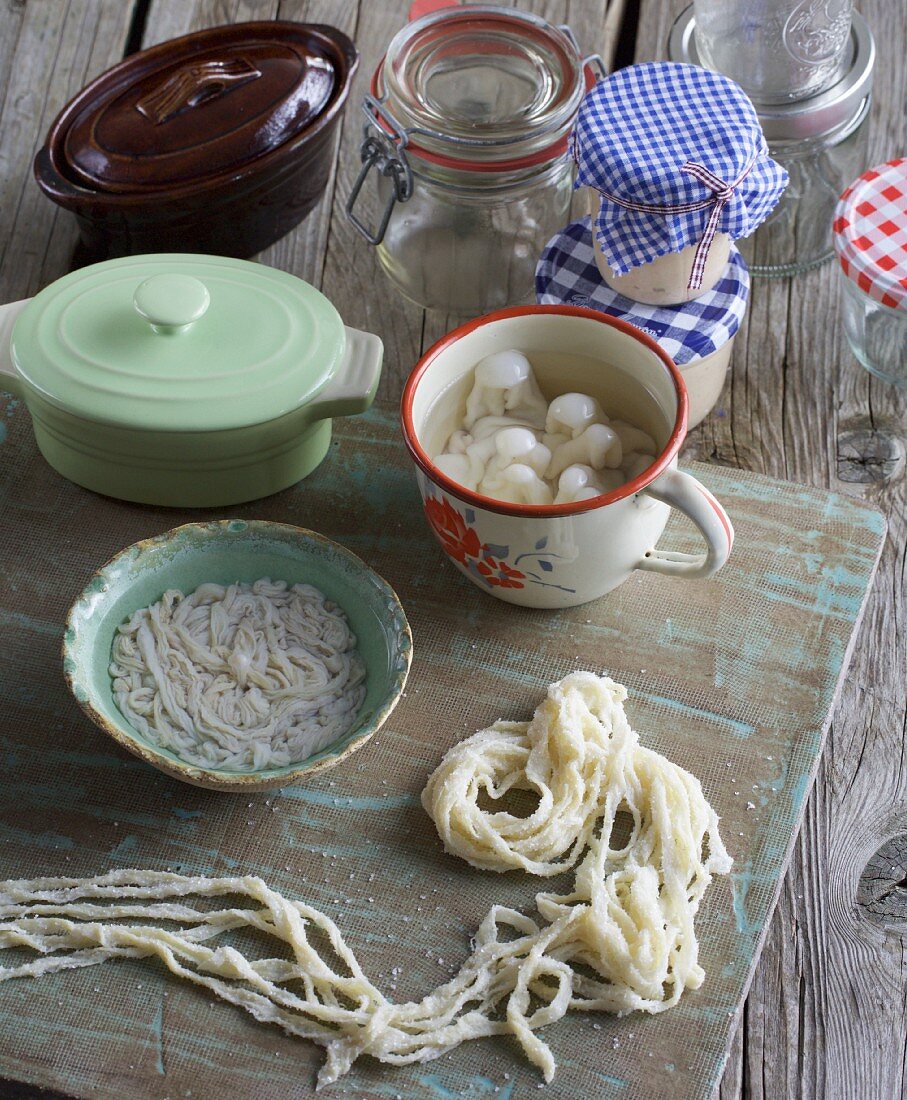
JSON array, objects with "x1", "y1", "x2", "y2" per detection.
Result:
[
  {"x1": 62, "y1": 519, "x2": 413, "y2": 792},
  {"x1": 400, "y1": 304, "x2": 689, "y2": 518}
]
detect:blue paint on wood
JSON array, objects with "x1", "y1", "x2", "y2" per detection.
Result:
[
  {"x1": 593, "y1": 1071, "x2": 629, "y2": 1090},
  {"x1": 419, "y1": 1073, "x2": 467, "y2": 1098},
  {"x1": 77, "y1": 805, "x2": 167, "y2": 830},
  {"x1": 281, "y1": 787, "x2": 420, "y2": 811},
  {"x1": 0, "y1": 608, "x2": 59, "y2": 636},
  {"x1": 787, "y1": 773, "x2": 813, "y2": 811},
  {"x1": 730, "y1": 867, "x2": 758, "y2": 939},
  {"x1": 0, "y1": 822, "x2": 74, "y2": 852},
  {"x1": 760, "y1": 567, "x2": 867, "y2": 619},
  {"x1": 640, "y1": 691, "x2": 755, "y2": 739},
  {"x1": 472, "y1": 1076, "x2": 501, "y2": 1093},
  {"x1": 3, "y1": 780, "x2": 87, "y2": 804},
  {"x1": 27, "y1": 748, "x2": 151, "y2": 773},
  {"x1": 109, "y1": 835, "x2": 138, "y2": 861},
  {"x1": 768, "y1": 755, "x2": 790, "y2": 795},
  {"x1": 151, "y1": 1000, "x2": 165, "y2": 1075}
]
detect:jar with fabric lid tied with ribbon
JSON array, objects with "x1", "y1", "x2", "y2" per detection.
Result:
[{"x1": 573, "y1": 62, "x2": 788, "y2": 305}]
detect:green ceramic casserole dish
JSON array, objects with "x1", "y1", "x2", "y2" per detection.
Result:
[{"x1": 0, "y1": 254, "x2": 383, "y2": 506}]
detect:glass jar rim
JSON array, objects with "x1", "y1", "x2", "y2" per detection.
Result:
[
  {"x1": 374, "y1": 5, "x2": 586, "y2": 168},
  {"x1": 668, "y1": 6, "x2": 875, "y2": 142}
]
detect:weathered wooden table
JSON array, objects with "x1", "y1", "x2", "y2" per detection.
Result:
[{"x1": 0, "y1": 1, "x2": 904, "y2": 1098}]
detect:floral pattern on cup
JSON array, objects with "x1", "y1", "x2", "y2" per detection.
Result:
[{"x1": 423, "y1": 493, "x2": 576, "y2": 594}]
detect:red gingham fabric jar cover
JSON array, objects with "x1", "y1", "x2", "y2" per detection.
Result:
[{"x1": 834, "y1": 158, "x2": 907, "y2": 310}]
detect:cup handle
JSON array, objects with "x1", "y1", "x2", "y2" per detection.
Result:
[
  {"x1": 305, "y1": 325, "x2": 383, "y2": 420},
  {"x1": 0, "y1": 299, "x2": 30, "y2": 396},
  {"x1": 637, "y1": 468, "x2": 734, "y2": 579}
]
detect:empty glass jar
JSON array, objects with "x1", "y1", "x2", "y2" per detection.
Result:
[
  {"x1": 834, "y1": 159, "x2": 907, "y2": 387},
  {"x1": 346, "y1": 5, "x2": 599, "y2": 315},
  {"x1": 693, "y1": 0, "x2": 853, "y2": 103},
  {"x1": 737, "y1": 97, "x2": 870, "y2": 276}
]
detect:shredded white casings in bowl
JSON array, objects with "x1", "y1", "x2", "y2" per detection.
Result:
[{"x1": 109, "y1": 579, "x2": 366, "y2": 771}]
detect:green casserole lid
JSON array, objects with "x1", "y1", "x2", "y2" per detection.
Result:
[{"x1": 10, "y1": 254, "x2": 346, "y2": 431}]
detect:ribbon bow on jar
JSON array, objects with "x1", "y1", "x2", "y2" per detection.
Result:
[{"x1": 572, "y1": 62, "x2": 788, "y2": 296}]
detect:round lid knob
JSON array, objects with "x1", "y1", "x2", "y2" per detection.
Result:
[{"x1": 133, "y1": 273, "x2": 211, "y2": 333}]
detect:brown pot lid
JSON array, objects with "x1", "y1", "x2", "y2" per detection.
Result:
[{"x1": 46, "y1": 22, "x2": 355, "y2": 194}]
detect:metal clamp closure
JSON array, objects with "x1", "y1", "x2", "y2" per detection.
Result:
[
  {"x1": 346, "y1": 95, "x2": 414, "y2": 246},
  {"x1": 556, "y1": 23, "x2": 607, "y2": 83},
  {"x1": 582, "y1": 53, "x2": 608, "y2": 82}
]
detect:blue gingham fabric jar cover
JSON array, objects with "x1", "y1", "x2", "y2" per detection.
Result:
[
  {"x1": 536, "y1": 218, "x2": 749, "y2": 364},
  {"x1": 573, "y1": 62, "x2": 788, "y2": 280}
]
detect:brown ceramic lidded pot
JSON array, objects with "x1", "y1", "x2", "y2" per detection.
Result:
[{"x1": 35, "y1": 22, "x2": 358, "y2": 258}]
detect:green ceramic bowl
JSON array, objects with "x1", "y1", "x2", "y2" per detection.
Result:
[{"x1": 62, "y1": 520, "x2": 412, "y2": 792}]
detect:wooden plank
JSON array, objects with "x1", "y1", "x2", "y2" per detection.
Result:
[
  {"x1": 632, "y1": 3, "x2": 907, "y2": 1098},
  {"x1": 1, "y1": 1, "x2": 901, "y2": 1098},
  {"x1": 0, "y1": 0, "x2": 137, "y2": 304},
  {"x1": 259, "y1": 0, "x2": 360, "y2": 287},
  {"x1": 0, "y1": 400, "x2": 886, "y2": 1100}
]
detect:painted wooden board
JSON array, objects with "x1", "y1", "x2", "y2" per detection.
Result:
[{"x1": 0, "y1": 399, "x2": 885, "y2": 1100}]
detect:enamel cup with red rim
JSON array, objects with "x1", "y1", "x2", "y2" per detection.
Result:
[{"x1": 401, "y1": 306, "x2": 734, "y2": 609}]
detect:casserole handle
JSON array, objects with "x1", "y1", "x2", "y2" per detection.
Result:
[
  {"x1": 0, "y1": 299, "x2": 30, "y2": 397},
  {"x1": 307, "y1": 326, "x2": 383, "y2": 420},
  {"x1": 636, "y1": 468, "x2": 734, "y2": 579}
]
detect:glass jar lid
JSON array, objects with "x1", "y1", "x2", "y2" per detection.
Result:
[
  {"x1": 834, "y1": 159, "x2": 907, "y2": 311},
  {"x1": 10, "y1": 254, "x2": 346, "y2": 431},
  {"x1": 669, "y1": 6, "x2": 874, "y2": 143},
  {"x1": 375, "y1": 5, "x2": 585, "y2": 167}
]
